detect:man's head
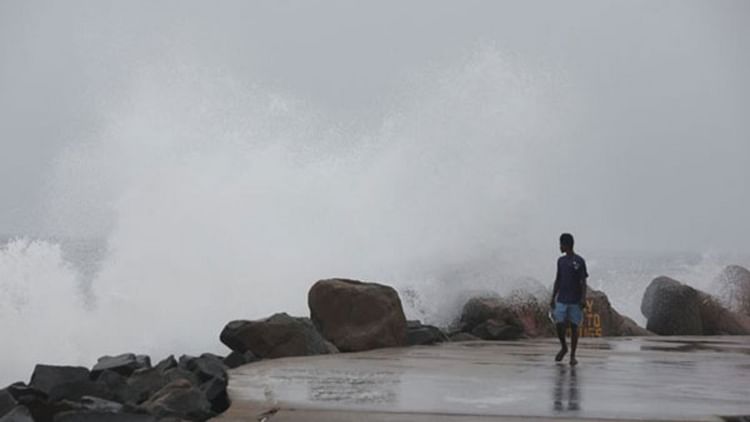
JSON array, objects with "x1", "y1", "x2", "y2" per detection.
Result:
[{"x1": 559, "y1": 233, "x2": 574, "y2": 253}]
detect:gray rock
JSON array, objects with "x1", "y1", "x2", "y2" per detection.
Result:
[
  {"x1": 30, "y1": 365, "x2": 90, "y2": 396},
  {"x1": 0, "y1": 389, "x2": 18, "y2": 418},
  {"x1": 220, "y1": 313, "x2": 333, "y2": 359},
  {"x1": 178, "y1": 355, "x2": 226, "y2": 384},
  {"x1": 308, "y1": 279, "x2": 407, "y2": 352},
  {"x1": 222, "y1": 351, "x2": 258, "y2": 369},
  {"x1": 199, "y1": 378, "x2": 228, "y2": 414},
  {"x1": 153, "y1": 356, "x2": 177, "y2": 374},
  {"x1": 0, "y1": 406, "x2": 34, "y2": 422},
  {"x1": 140, "y1": 380, "x2": 214, "y2": 421},
  {"x1": 406, "y1": 322, "x2": 448, "y2": 346},
  {"x1": 471, "y1": 319, "x2": 524, "y2": 340},
  {"x1": 713, "y1": 265, "x2": 750, "y2": 315},
  {"x1": 92, "y1": 354, "x2": 144, "y2": 378},
  {"x1": 460, "y1": 298, "x2": 525, "y2": 340}
]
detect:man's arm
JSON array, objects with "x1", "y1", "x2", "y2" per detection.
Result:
[{"x1": 551, "y1": 266, "x2": 560, "y2": 308}]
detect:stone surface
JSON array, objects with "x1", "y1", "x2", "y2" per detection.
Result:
[
  {"x1": 641, "y1": 277, "x2": 704, "y2": 335},
  {"x1": 223, "y1": 352, "x2": 258, "y2": 370},
  {"x1": 154, "y1": 356, "x2": 178, "y2": 373},
  {"x1": 0, "y1": 406, "x2": 34, "y2": 422},
  {"x1": 220, "y1": 313, "x2": 333, "y2": 359},
  {"x1": 642, "y1": 276, "x2": 750, "y2": 335},
  {"x1": 217, "y1": 336, "x2": 750, "y2": 422},
  {"x1": 308, "y1": 279, "x2": 407, "y2": 352},
  {"x1": 459, "y1": 297, "x2": 525, "y2": 340},
  {"x1": 29, "y1": 365, "x2": 90, "y2": 397},
  {"x1": 406, "y1": 322, "x2": 447, "y2": 346},
  {"x1": 713, "y1": 265, "x2": 750, "y2": 315},
  {"x1": 92, "y1": 354, "x2": 145, "y2": 378},
  {"x1": 0, "y1": 389, "x2": 18, "y2": 418},
  {"x1": 140, "y1": 380, "x2": 214, "y2": 421}
]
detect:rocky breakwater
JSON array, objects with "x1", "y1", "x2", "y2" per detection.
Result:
[
  {"x1": 454, "y1": 287, "x2": 650, "y2": 340},
  {"x1": 0, "y1": 353, "x2": 231, "y2": 422},
  {"x1": 642, "y1": 273, "x2": 750, "y2": 336}
]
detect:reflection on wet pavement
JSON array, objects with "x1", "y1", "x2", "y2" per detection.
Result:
[{"x1": 223, "y1": 336, "x2": 750, "y2": 421}]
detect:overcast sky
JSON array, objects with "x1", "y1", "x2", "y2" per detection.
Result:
[{"x1": 1, "y1": 0, "x2": 748, "y2": 253}]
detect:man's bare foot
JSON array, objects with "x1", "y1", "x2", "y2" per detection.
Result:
[
  {"x1": 555, "y1": 347, "x2": 568, "y2": 362},
  {"x1": 570, "y1": 357, "x2": 578, "y2": 366}
]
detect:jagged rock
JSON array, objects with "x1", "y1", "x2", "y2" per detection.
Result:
[
  {"x1": 154, "y1": 356, "x2": 177, "y2": 374},
  {"x1": 713, "y1": 265, "x2": 750, "y2": 315},
  {"x1": 6, "y1": 382, "x2": 69, "y2": 422},
  {"x1": 503, "y1": 290, "x2": 556, "y2": 338},
  {"x1": 222, "y1": 351, "x2": 258, "y2": 369},
  {"x1": 460, "y1": 297, "x2": 525, "y2": 340},
  {"x1": 220, "y1": 313, "x2": 333, "y2": 359},
  {"x1": 92, "y1": 354, "x2": 147, "y2": 378},
  {"x1": 0, "y1": 406, "x2": 34, "y2": 422},
  {"x1": 0, "y1": 389, "x2": 18, "y2": 418},
  {"x1": 54, "y1": 412, "x2": 156, "y2": 422},
  {"x1": 178, "y1": 355, "x2": 226, "y2": 384},
  {"x1": 199, "y1": 378, "x2": 229, "y2": 414},
  {"x1": 30, "y1": 366, "x2": 90, "y2": 397},
  {"x1": 583, "y1": 288, "x2": 652, "y2": 337},
  {"x1": 308, "y1": 279, "x2": 407, "y2": 352},
  {"x1": 140, "y1": 380, "x2": 213, "y2": 421},
  {"x1": 406, "y1": 321, "x2": 448, "y2": 346},
  {"x1": 60, "y1": 396, "x2": 123, "y2": 414},
  {"x1": 642, "y1": 276, "x2": 750, "y2": 335}
]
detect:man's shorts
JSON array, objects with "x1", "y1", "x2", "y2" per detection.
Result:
[{"x1": 553, "y1": 302, "x2": 583, "y2": 326}]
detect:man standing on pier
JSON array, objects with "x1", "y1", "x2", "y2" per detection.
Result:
[{"x1": 550, "y1": 233, "x2": 588, "y2": 366}]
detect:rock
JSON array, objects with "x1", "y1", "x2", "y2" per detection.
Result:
[
  {"x1": 713, "y1": 265, "x2": 750, "y2": 315},
  {"x1": 220, "y1": 313, "x2": 333, "y2": 359},
  {"x1": 222, "y1": 351, "x2": 258, "y2": 369},
  {"x1": 503, "y1": 290, "x2": 556, "y2": 338},
  {"x1": 405, "y1": 321, "x2": 448, "y2": 346},
  {"x1": 61, "y1": 396, "x2": 123, "y2": 414},
  {"x1": 199, "y1": 378, "x2": 229, "y2": 414},
  {"x1": 0, "y1": 406, "x2": 34, "y2": 422},
  {"x1": 459, "y1": 297, "x2": 525, "y2": 340},
  {"x1": 642, "y1": 276, "x2": 750, "y2": 335},
  {"x1": 470, "y1": 319, "x2": 524, "y2": 340},
  {"x1": 448, "y1": 332, "x2": 481, "y2": 342},
  {"x1": 583, "y1": 288, "x2": 652, "y2": 337},
  {"x1": 178, "y1": 355, "x2": 226, "y2": 384},
  {"x1": 54, "y1": 412, "x2": 156, "y2": 422},
  {"x1": 6, "y1": 382, "x2": 67, "y2": 422},
  {"x1": 1, "y1": 389, "x2": 18, "y2": 417},
  {"x1": 308, "y1": 278, "x2": 408, "y2": 352},
  {"x1": 154, "y1": 356, "x2": 177, "y2": 374},
  {"x1": 29, "y1": 365, "x2": 90, "y2": 397},
  {"x1": 92, "y1": 354, "x2": 146, "y2": 378},
  {"x1": 140, "y1": 380, "x2": 213, "y2": 421}
]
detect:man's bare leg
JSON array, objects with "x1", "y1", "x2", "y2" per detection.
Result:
[
  {"x1": 570, "y1": 324, "x2": 579, "y2": 366},
  {"x1": 555, "y1": 323, "x2": 568, "y2": 362}
]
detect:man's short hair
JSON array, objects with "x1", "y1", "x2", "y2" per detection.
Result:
[{"x1": 560, "y1": 233, "x2": 575, "y2": 248}]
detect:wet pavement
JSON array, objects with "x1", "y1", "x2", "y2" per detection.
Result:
[{"x1": 217, "y1": 336, "x2": 750, "y2": 421}]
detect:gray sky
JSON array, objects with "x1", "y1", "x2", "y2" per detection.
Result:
[{"x1": 1, "y1": 0, "x2": 749, "y2": 253}]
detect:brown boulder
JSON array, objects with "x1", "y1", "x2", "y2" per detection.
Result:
[
  {"x1": 459, "y1": 297, "x2": 525, "y2": 340},
  {"x1": 582, "y1": 288, "x2": 652, "y2": 337},
  {"x1": 220, "y1": 313, "x2": 335, "y2": 359},
  {"x1": 308, "y1": 279, "x2": 407, "y2": 352},
  {"x1": 713, "y1": 265, "x2": 750, "y2": 316}
]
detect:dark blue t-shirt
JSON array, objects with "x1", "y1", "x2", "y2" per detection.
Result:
[{"x1": 556, "y1": 254, "x2": 588, "y2": 304}]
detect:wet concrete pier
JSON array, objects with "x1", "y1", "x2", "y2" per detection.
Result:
[{"x1": 217, "y1": 336, "x2": 750, "y2": 421}]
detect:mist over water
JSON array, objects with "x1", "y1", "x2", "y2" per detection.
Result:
[{"x1": 1, "y1": 1, "x2": 749, "y2": 385}]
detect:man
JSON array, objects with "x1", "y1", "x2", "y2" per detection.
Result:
[{"x1": 550, "y1": 233, "x2": 588, "y2": 366}]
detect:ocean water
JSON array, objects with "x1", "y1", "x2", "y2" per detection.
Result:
[{"x1": 1, "y1": 234, "x2": 746, "y2": 386}]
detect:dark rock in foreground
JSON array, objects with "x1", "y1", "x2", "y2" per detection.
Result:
[
  {"x1": 140, "y1": 379, "x2": 213, "y2": 421},
  {"x1": 642, "y1": 276, "x2": 750, "y2": 335},
  {"x1": 406, "y1": 321, "x2": 448, "y2": 346},
  {"x1": 222, "y1": 351, "x2": 258, "y2": 369},
  {"x1": 220, "y1": 313, "x2": 335, "y2": 359},
  {"x1": 0, "y1": 406, "x2": 34, "y2": 422},
  {"x1": 308, "y1": 278, "x2": 408, "y2": 352}
]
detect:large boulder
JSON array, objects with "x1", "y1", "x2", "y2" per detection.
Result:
[
  {"x1": 642, "y1": 276, "x2": 750, "y2": 335},
  {"x1": 140, "y1": 380, "x2": 213, "y2": 421},
  {"x1": 308, "y1": 279, "x2": 407, "y2": 352},
  {"x1": 641, "y1": 277, "x2": 705, "y2": 335},
  {"x1": 220, "y1": 313, "x2": 334, "y2": 359},
  {"x1": 713, "y1": 265, "x2": 750, "y2": 315},
  {"x1": 583, "y1": 288, "x2": 652, "y2": 337},
  {"x1": 459, "y1": 297, "x2": 525, "y2": 340},
  {"x1": 30, "y1": 366, "x2": 90, "y2": 397}
]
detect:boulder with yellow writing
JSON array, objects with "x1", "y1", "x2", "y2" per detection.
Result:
[{"x1": 582, "y1": 288, "x2": 652, "y2": 337}]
